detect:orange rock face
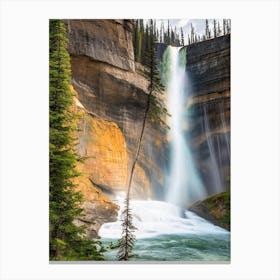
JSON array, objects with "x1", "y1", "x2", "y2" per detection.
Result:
[
  {"x1": 71, "y1": 93, "x2": 123, "y2": 238},
  {"x1": 77, "y1": 111, "x2": 128, "y2": 192}
]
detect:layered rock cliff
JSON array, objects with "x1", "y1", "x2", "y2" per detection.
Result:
[
  {"x1": 66, "y1": 20, "x2": 168, "y2": 237},
  {"x1": 67, "y1": 19, "x2": 168, "y2": 198},
  {"x1": 185, "y1": 35, "x2": 230, "y2": 196}
]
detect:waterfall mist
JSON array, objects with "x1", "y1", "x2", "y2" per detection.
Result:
[
  {"x1": 164, "y1": 46, "x2": 206, "y2": 208},
  {"x1": 202, "y1": 104, "x2": 223, "y2": 193}
]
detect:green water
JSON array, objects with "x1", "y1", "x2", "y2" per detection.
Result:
[{"x1": 102, "y1": 233, "x2": 230, "y2": 261}]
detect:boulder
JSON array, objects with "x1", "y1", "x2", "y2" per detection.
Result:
[{"x1": 189, "y1": 191, "x2": 230, "y2": 231}]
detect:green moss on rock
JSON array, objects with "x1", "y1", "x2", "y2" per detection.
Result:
[{"x1": 189, "y1": 191, "x2": 230, "y2": 231}]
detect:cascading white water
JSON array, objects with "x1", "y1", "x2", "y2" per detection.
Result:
[
  {"x1": 99, "y1": 194, "x2": 228, "y2": 239},
  {"x1": 165, "y1": 46, "x2": 206, "y2": 207}
]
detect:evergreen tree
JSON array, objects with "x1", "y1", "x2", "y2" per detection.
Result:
[
  {"x1": 213, "y1": 19, "x2": 217, "y2": 37},
  {"x1": 218, "y1": 21, "x2": 221, "y2": 36},
  {"x1": 133, "y1": 20, "x2": 139, "y2": 61},
  {"x1": 118, "y1": 19, "x2": 167, "y2": 261},
  {"x1": 180, "y1": 27, "x2": 184, "y2": 46},
  {"x1": 156, "y1": 29, "x2": 159, "y2": 43},
  {"x1": 167, "y1": 20, "x2": 170, "y2": 44},
  {"x1": 205, "y1": 19, "x2": 210, "y2": 39},
  {"x1": 49, "y1": 19, "x2": 104, "y2": 261},
  {"x1": 142, "y1": 23, "x2": 150, "y2": 65},
  {"x1": 171, "y1": 28, "x2": 175, "y2": 45},
  {"x1": 223, "y1": 19, "x2": 226, "y2": 35},
  {"x1": 226, "y1": 19, "x2": 231, "y2": 34},
  {"x1": 191, "y1": 23, "x2": 195, "y2": 43},
  {"x1": 153, "y1": 19, "x2": 157, "y2": 37},
  {"x1": 160, "y1": 22, "x2": 164, "y2": 43}
]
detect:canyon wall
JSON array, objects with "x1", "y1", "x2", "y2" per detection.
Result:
[
  {"x1": 66, "y1": 20, "x2": 168, "y2": 237},
  {"x1": 185, "y1": 35, "x2": 230, "y2": 196}
]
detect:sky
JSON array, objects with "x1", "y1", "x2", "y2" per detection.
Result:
[{"x1": 144, "y1": 19, "x2": 230, "y2": 42}]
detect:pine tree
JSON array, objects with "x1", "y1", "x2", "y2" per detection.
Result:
[
  {"x1": 156, "y1": 29, "x2": 159, "y2": 43},
  {"x1": 180, "y1": 27, "x2": 184, "y2": 46},
  {"x1": 191, "y1": 23, "x2": 195, "y2": 43},
  {"x1": 223, "y1": 19, "x2": 226, "y2": 35},
  {"x1": 205, "y1": 19, "x2": 210, "y2": 39},
  {"x1": 142, "y1": 22, "x2": 150, "y2": 65},
  {"x1": 118, "y1": 19, "x2": 167, "y2": 261},
  {"x1": 49, "y1": 19, "x2": 104, "y2": 261},
  {"x1": 167, "y1": 20, "x2": 170, "y2": 44},
  {"x1": 218, "y1": 21, "x2": 221, "y2": 36},
  {"x1": 133, "y1": 20, "x2": 139, "y2": 61},
  {"x1": 213, "y1": 19, "x2": 217, "y2": 37},
  {"x1": 171, "y1": 28, "x2": 175, "y2": 45},
  {"x1": 226, "y1": 19, "x2": 231, "y2": 34},
  {"x1": 160, "y1": 21, "x2": 164, "y2": 43}
]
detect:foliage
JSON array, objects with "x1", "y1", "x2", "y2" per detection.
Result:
[
  {"x1": 49, "y1": 19, "x2": 105, "y2": 261},
  {"x1": 188, "y1": 19, "x2": 231, "y2": 45},
  {"x1": 132, "y1": 19, "x2": 184, "y2": 65},
  {"x1": 205, "y1": 191, "x2": 230, "y2": 229},
  {"x1": 134, "y1": 19, "x2": 231, "y2": 50},
  {"x1": 117, "y1": 198, "x2": 137, "y2": 260},
  {"x1": 118, "y1": 19, "x2": 168, "y2": 261},
  {"x1": 142, "y1": 20, "x2": 169, "y2": 128}
]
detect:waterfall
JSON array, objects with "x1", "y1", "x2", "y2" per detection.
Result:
[
  {"x1": 164, "y1": 46, "x2": 206, "y2": 208},
  {"x1": 99, "y1": 46, "x2": 229, "y2": 241}
]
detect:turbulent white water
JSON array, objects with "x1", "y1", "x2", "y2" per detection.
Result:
[
  {"x1": 99, "y1": 193, "x2": 228, "y2": 239},
  {"x1": 165, "y1": 46, "x2": 206, "y2": 207}
]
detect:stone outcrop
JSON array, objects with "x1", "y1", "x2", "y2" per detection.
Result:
[
  {"x1": 185, "y1": 35, "x2": 230, "y2": 196},
  {"x1": 67, "y1": 19, "x2": 135, "y2": 71},
  {"x1": 74, "y1": 174, "x2": 119, "y2": 239},
  {"x1": 189, "y1": 191, "x2": 230, "y2": 231}
]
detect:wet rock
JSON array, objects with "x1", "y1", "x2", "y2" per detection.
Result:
[
  {"x1": 185, "y1": 35, "x2": 231, "y2": 195},
  {"x1": 189, "y1": 191, "x2": 230, "y2": 231}
]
